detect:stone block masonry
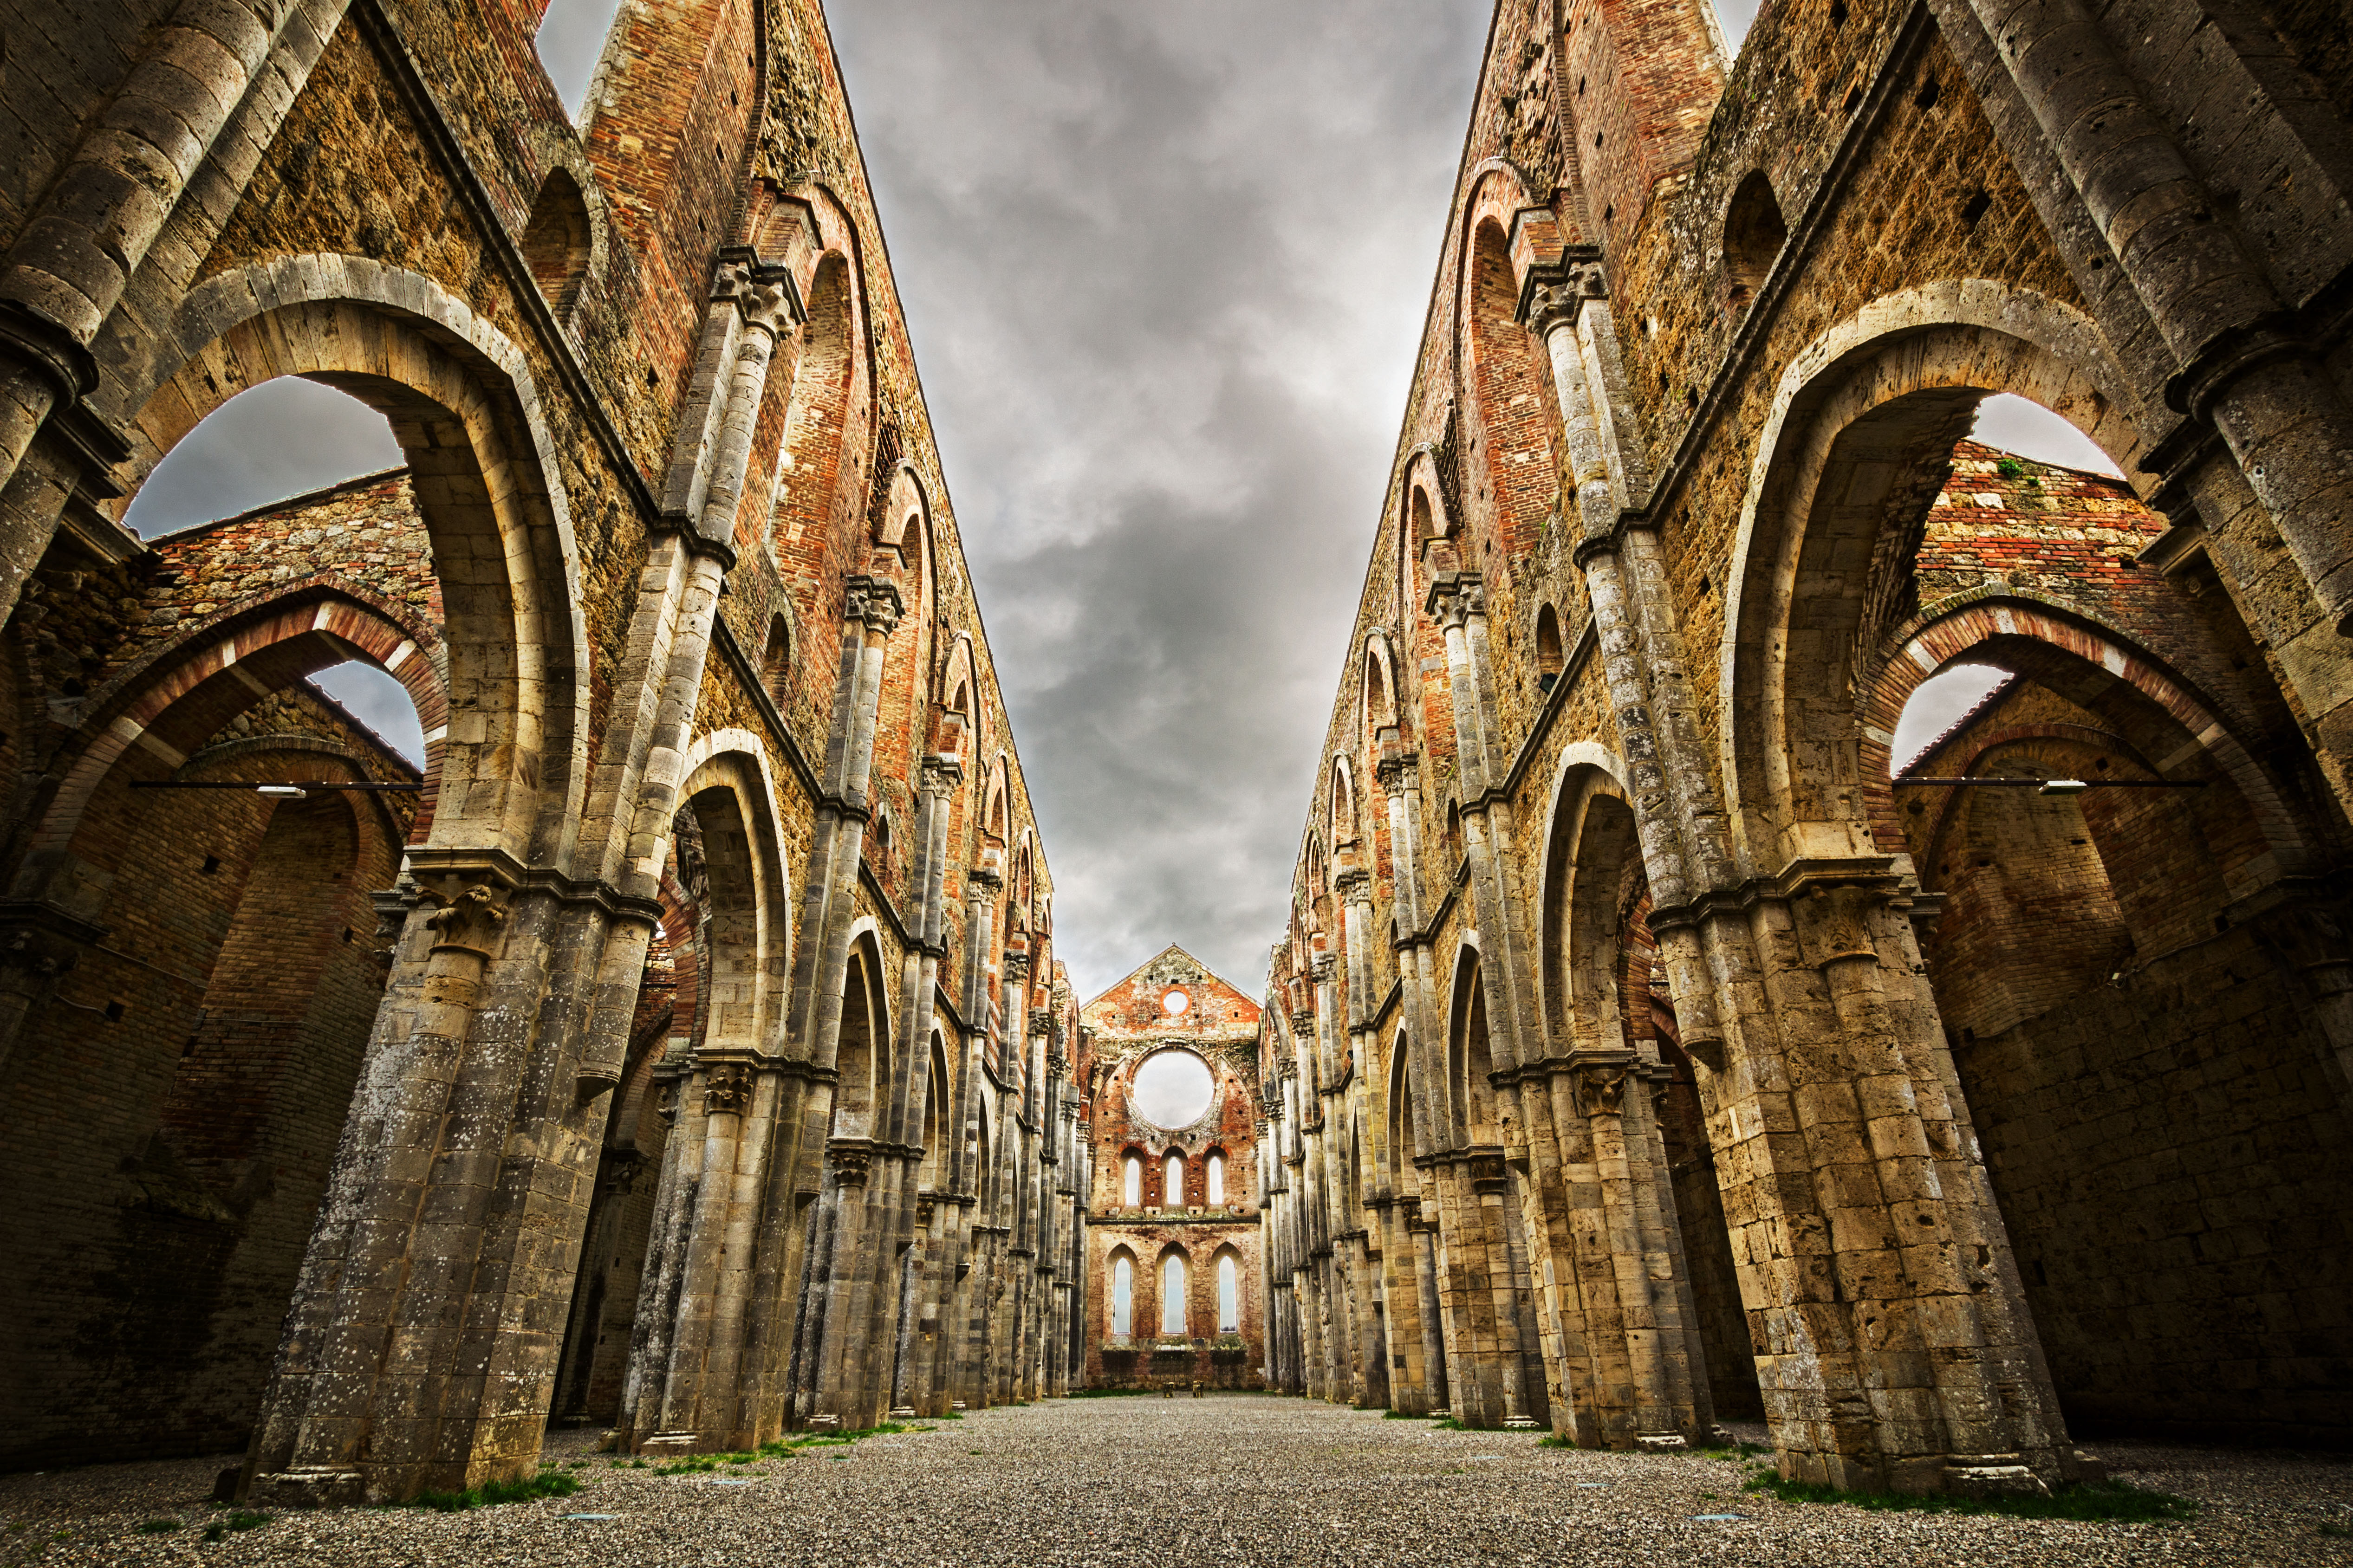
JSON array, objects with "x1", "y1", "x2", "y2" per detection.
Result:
[{"x1": 0, "y1": 0, "x2": 1078, "y2": 1500}]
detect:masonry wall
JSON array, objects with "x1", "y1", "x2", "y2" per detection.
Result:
[{"x1": 0, "y1": 690, "x2": 414, "y2": 1466}]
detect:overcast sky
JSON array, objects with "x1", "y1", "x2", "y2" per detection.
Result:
[{"x1": 120, "y1": 0, "x2": 2112, "y2": 1006}]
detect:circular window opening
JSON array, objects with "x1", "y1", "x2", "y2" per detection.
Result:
[
  {"x1": 1160, "y1": 987, "x2": 1190, "y2": 1016},
  {"x1": 1131, "y1": 1048, "x2": 1214, "y2": 1128}
]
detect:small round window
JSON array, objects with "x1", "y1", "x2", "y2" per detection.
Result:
[
  {"x1": 1131, "y1": 1048, "x2": 1214, "y2": 1127},
  {"x1": 1160, "y1": 987, "x2": 1190, "y2": 1016}
]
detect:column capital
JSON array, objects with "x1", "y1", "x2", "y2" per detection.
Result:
[
  {"x1": 1289, "y1": 1007, "x2": 1317, "y2": 1035},
  {"x1": 1424, "y1": 570, "x2": 1485, "y2": 629},
  {"x1": 846, "y1": 574, "x2": 904, "y2": 636},
  {"x1": 1002, "y1": 951, "x2": 1032, "y2": 982},
  {"x1": 1309, "y1": 953, "x2": 1336, "y2": 985},
  {"x1": 922, "y1": 754, "x2": 963, "y2": 797},
  {"x1": 422, "y1": 883, "x2": 508, "y2": 960},
  {"x1": 711, "y1": 248, "x2": 804, "y2": 333},
  {"x1": 1334, "y1": 867, "x2": 1372, "y2": 904},
  {"x1": 1376, "y1": 752, "x2": 1420, "y2": 797}
]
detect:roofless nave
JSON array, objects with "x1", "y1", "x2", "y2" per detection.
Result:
[{"x1": 0, "y1": 0, "x2": 2347, "y2": 1515}]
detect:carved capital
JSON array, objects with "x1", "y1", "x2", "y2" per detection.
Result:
[
  {"x1": 654, "y1": 1081, "x2": 681, "y2": 1125},
  {"x1": 1289, "y1": 1007, "x2": 1317, "y2": 1035},
  {"x1": 1002, "y1": 952, "x2": 1032, "y2": 982},
  {"x1": 1309, "y1": 954, "x2": 1336, "y2": 985},
  {"x1": 922, "y1": 754, "x2": 963, "y2": 798},
  {"x1": 1570, "y1": 1063, "x2": 1630, "y2": 1120},
  {"x1": 1424, "y1": 571, "x2": 1486, "y2": 630},
  {"x1": 423, "y1": 884, "x2": 507, "y2": 959},
  {"x1": 846, "y1": 575, "x2": 904, "y2": 637},
  {"x1": 598, "y1": 1150, "x2": 645, "y2": 1199},
  {"x1": 828, "y1": 1139, "x2": 874, "y2": 1187},
  {"x1": 704, "y1": 1063, "x2": 754, "y2": 1117},
  {"x1": 966, "y1": 866, "x2": 1002, "y2": 892},
  {"x1": 1376, "y1": 753, "x2": 1420, "y2": 797},
  {"x1": 1334, "y1": 868, "x2": 1372, "y2": 904},
  {"x1": 1028, "y1": 1007, "x2": 1053, "y2": 1039},
  {"x1": 1789, "y1": 884, "x2": 1886, "y2": 970}
]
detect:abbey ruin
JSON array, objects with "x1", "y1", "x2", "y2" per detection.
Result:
[
  {"x1": 0, "y1": 0, "x2": 2346, "y2": 1524},
  {"x1": 1255, "y1": 0, "x2": 2353, "y2": 1498}
]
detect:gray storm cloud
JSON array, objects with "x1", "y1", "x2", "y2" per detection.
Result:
[{"x1": 828, "y1": 0, "x2": 1491, "y2": 999}]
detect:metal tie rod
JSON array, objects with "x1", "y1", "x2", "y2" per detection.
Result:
[
  {"x1": 132, "y1": 780, "x2": 422, "y2": 800},
  {"x1": 1893, "y1": 776, "x2": 2208, "y2": 796}
]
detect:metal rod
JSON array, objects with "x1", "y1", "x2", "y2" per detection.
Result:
[
  {"x1": 130, "y1": 780, "x2": 423, "y2": 790},
  {"x1": 1893, "y1": 777, "x2": 2206, "y2": 788}
]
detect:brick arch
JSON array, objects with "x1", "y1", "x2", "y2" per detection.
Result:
[
  {"x1": 108, "y1": 257, "x2": 592, "y2": 869},
  {"x1": 1857, "y1": 601, "x2": 2309, "y2": 871},
  {"x1": 1716, "y1": 283, "x2": 2155, "y2": 875},
  {"x1": 14, "y1": 589, "x2": 451, "y2": 882},
  {"x1": 1460, "y1": 210, "x2": 1560, "y2": 560},
  {"x1": 1906, "y1": 722, "x2": 2145, "y2": 881}
]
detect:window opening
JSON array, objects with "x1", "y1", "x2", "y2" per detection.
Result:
[
  {"x1": 1162, "y1": 1254, "x2": 1187, "y2": 1336},
  {"x1": 1123, "y1": 1153, "x2": 1142, "y2": 1206},
  {"x1": 1131, "y1": 1048, "x2": 1214, "y2": 1127},
  {"x1": 1218, "y1": 1255, "x2": 1239, "y2": 1332},
  {"x1": 1207, "y1": 1151, "x2": 1225, "y2": 1204},
  {"x1": 1112, "y1": 1255, "x2": 1133, "y2": 1335},
  {"x1": 1165, "y1": 1151, "x2": 1185, "y2": 1207}
]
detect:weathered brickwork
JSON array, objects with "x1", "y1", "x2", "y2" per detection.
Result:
[
  {"x1": 0, "y1": 0, "x2": 1078, "y2": 1498},
  {"x1": 1079, "y1": 948, "x2": 1267, "y2": 1391},
  {"x1": 1265, "y1": 0, "x2": 2353, "y2": 1497}
]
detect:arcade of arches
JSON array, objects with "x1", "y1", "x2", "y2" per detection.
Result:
[
  {"x1": 1258, "y1": 0, "x2": 2353, "y2": 1502},
  {"x1": 0, "y1": 0, "x2": 2347, "y2": 1515}
]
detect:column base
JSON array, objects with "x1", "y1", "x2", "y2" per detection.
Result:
[
  {"x1": 1504, "y1": 1416, "x2": 1542, "y2": 1430},
  {"x1": 1635, "y1": 1433, "x2": 1688, "y2": 1451},
  {"x1": 247, "y1": 1468, "x2": 365, "y2": 1509},
  {"x1": 1944, "y1": 1455, "x2": 2052, "y2": 1499},
  {"x1": 889, "y1": 1407, "x2": 917, "y2": 1420}
]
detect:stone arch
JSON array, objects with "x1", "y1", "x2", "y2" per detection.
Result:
[
  {"x1": 1535, "y1": 746, "x2": 1634, "y2": 1052},
  {"x1": 520, "y1": 167, "x2": 596, "y2": 318},
  {"x1": 1362, "y1": 630, "x2": 1402, "y2": 741},
  {"x1": 1443, "y1": 937, "x2": 1493, "y2": 1147},
  {"x1": 1106, "y1": 1242, "x2": 1140, "y2": 1337},
  {"x1": 14, "y1": 586, "x2": 449, "y2": 888},
  {"x1": 1385, "y1": 1024, "x2": 1419, "y2": 1179},
  {"x1": 1721, "y1": 170, "x2": 1788, "y2": 311},
  {"x1": 108, "y1": 258, "x2": 593, "y2": 868},
  {"x1": 1860, "y1": 601, "x2": 2310, "y2": 877},
  {"x1": 1212, "y1": 1242, "x2": 1245, "y2": 1333},
  {"x1": 831, "y1": 923, "x2": 892, "y2": 1139},
  {"x1": 671, "y1": 730, "x2": 795, "y2": 1054},
  {"x1": 1155, "y1": 1241, "x2": 1192, "y2": 1337},
  {"x1": 916, "y1": 1029, "x2": 952, "y2": 1190},
  {"x1": 1329, "y1": 757, "x2": 1358, "y2": 852},
  {"x1": 1460, "y1": 201, "x2": 1559, "y2": 558},
  {"x1": 1716, "y1": 282, "x2": 2152, "y2": 874},
  {"x1": 769, "y1": 239, "x2": 873, "y2": 574}
]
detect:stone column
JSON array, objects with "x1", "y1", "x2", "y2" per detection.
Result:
[
  {"x1": 1935, "y1": 0, "x2": 2353, "y2": 636},
  {"x1": 0, "y1": 0, "x2": 307, "y2": 622},
  {"x1": 1527, "y1": 267, "x2": 2075, "y2": 1492}
]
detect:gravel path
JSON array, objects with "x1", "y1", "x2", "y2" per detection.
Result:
[{"x1": 4, "y1": 1396, "x2": 2350, "y2": 1566}]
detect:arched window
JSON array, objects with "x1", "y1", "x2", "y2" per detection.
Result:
[
  {"x1": 1165, "y1": 1151, "x2": 1185, "y2": 1207},
  {"x1": 1123, "y1": 1153, "x2": 1142, "y2": 1206},
  {"x1": 1206, "y1": 1151, "x2": 1225, "y2": 1204},
  {"x1": 1162, "y1": 1253, "x2": 1187, "y2": 1336},
  {"x1": 1112, "y1": 1254, "x2": 1133, "y2": 1336},
  {"x1": 1535, "y1": 603, "x2": 1564, "y2": 691},
  {"x1": 1723, "y1": 170, "x2": 1788, "y2": 311},
  {"x1": 1217, "y1": 1254, "x2": 1239, "y2": 1332}
]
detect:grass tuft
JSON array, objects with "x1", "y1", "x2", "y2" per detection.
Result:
[
  {"x1": 201, "y1": 1509, "x2": 273, "y2": 1541},
  {"x1": 1536, "y1": 1433, "x2": 1575, "y2": 1448},
  {"x1": 1744, "y1": 1471, "x2": 2197, "y2": 1523},
  {"x1": 400, "y1": 1472, "x2": 582, "y2": 1511},
  {"x1": 135, "y1": 1519, "x2": 181, "y2": 1534}
]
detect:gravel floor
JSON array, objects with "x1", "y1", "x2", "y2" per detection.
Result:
[{"x1": 5, "y1": 1396, "x2": 2351, "y2": 1566}]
